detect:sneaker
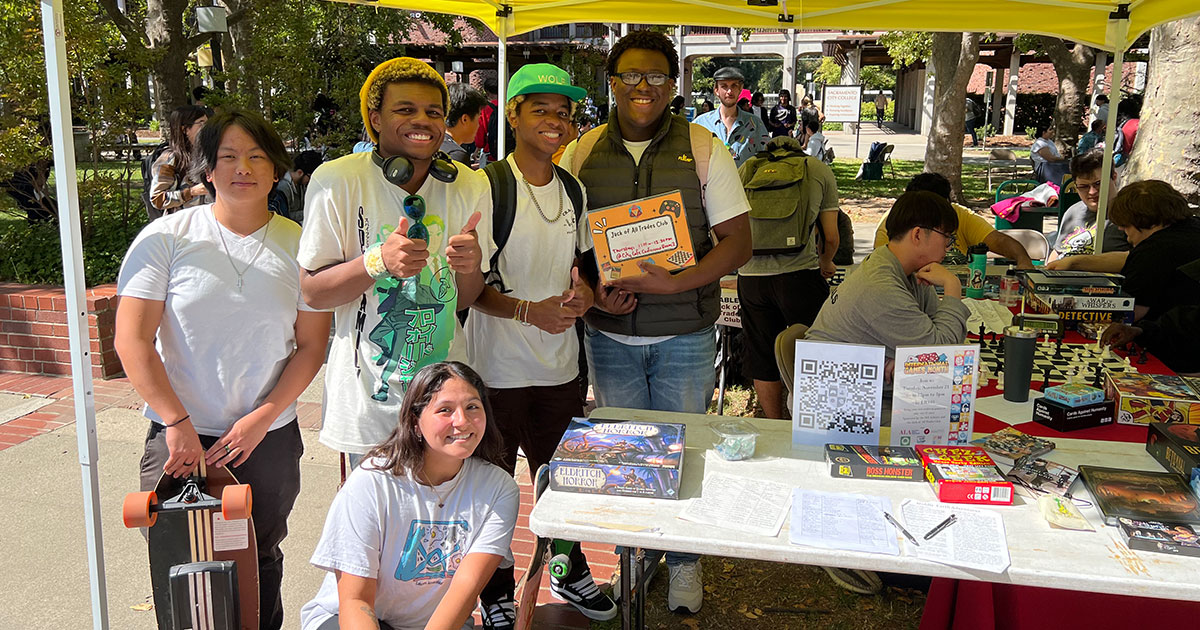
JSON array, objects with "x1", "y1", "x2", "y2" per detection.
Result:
[
  {"x1": 667, "y1": 560, "x2": 703, "y2": 614},
  {"x1": 479, "y1": 594, "x2": 516, "y2": 630},
  {"x1": 610, "y1": 551, "x2": 662, "y2": 601},
  {"x1": 550, "y1": 568, "x2": 618, "y2": 621}
]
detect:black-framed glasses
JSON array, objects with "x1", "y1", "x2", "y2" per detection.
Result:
[
  {"x1": 922, "y1": 226, "x2": 958, "y2": 249},
  {"x1": 617, "y1": 71, "x2": 670, "y2": 86},
  {"x1": 403, "y1": 194, "x2": 428, "y2": 241}
]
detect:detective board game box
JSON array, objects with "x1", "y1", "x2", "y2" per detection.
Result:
[
  {"x1": 1032, "y1": 397, "x2": 1114, "y2": 432},
  {"x1": 825, "y1": 444, "x2": 923, "y2": 481},
  {"x1": 970, "y1": 427, "x2": 1055, "y2": 466},
  {"x1": 916, "y1": 445, "x2": 1014, "y2": 505},
  {"x1": 548, "y1": 418, "x2": 685, "y2": 499},
  {"x1": 1078, "y1": 465, "x2": 1200, "y2": 525},
  {"x1": 1025, "y1": 292, "x2": 1135, "y2": 330},
  {"x1": 1105, "y1": 373, "x2": 1200, "y2": 425},
  {"x1": 1147, "y1": 422, "x2": 1200, "y2": 479},
  {"x1": 1117, "y1": 518, "x2": 1200, "y2": 557}
]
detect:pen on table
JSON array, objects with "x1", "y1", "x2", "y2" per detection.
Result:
[
  {"x1": 882, "y1": 511, "x2": 920, "y2": 547},
  {"x1": 924, "y1": 514, "x2": 957, "y2": 540}
]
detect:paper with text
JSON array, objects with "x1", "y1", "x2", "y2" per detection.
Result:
[
  {"x1": 678, "y1": 472, "x2": 792, "y2": 537},
  {"x1": 900, "y1": 499, "x2": 1011, "y2": 573},
  {"x1": 788, "y1": 489, "x2": 900, "y2": 555}
]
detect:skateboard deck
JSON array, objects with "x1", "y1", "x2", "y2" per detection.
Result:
[
  {"x1": 515, "y1": 465, "x2": 559, "y2": 630},
  {"x1": 124, "y1": 461, "x2": 259, "y2": 630}
]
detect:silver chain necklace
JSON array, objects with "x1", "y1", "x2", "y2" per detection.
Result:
[
  {"x1": 521, "y1": 172, "x2": 564, "y2": 224},
  {"x1": 214, "y1": 213, "x2": 271, "y2": 292}
]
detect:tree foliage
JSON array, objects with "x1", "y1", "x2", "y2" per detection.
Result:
[
  {"x1": 690, "y1": 56, "x2": 783, "y2": 94},
  {"x1": 815, "y1": 56, "x2": 843, "y2": 86},
  {"x1": 878, "y1": 31, "x2": 933, "y2": 68}
]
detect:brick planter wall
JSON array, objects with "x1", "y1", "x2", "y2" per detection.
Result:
[{"x1": 0, "y1": 283, "x2": 122, "y2": 379}]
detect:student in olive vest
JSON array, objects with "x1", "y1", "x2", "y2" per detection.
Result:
[{"x1": 561, "y1": 30, "x2": 752, "y2": 615}]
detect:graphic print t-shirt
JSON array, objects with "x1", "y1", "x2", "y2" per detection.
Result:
[
  {"x1": 298, "y1": 153, "x2": 493, "y2": 453},
  {"x1": 299, "y1": 458, "x2": 519, "y2": 630}
]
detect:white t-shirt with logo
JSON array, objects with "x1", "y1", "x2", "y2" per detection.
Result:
[
  {"x1": 559, "y1": 134, "x2": 750, "y2": 346},
  {"x1": 117, "y1": 205, "x2": 316, "y2": 436},
  {"x1": 465, "y1": 155, "x2": 591, "y2": 388},
  {"x1": 298, "y1": 153, "x2": 494, "y2": 454},
  {"x1": 299, "y1": 457, "x2": 519, "y2": 630}
]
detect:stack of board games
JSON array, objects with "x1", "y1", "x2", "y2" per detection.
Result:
[
  {"x1": 1147, "y1": 422, "x2": 1200, "y2": 479},
  {"x1": 1117, "y1": 518, "x2": 1200, "y2": 557},
  {"x1": 548, "y1": 418, "x2": 685, "y2": 499},
  {"x1": 916, "y1": 445, "x2": 1014, "y2": 505},
  {"x1": 1021, "y1": 270, "x2": 1133, "y2": 330},
  {"x1": 970, "y1": 427, "x2": 1055, "y2": 467},
  {"x1": 1078, "y1": 465, "x2": 1200, "y2": 525},
  {"x1": 825, "y1": 444, "x2": 923, "y2": 481},
  {"x1": 1105, "y1": 373, "x2": 1200, "y2": 425}
]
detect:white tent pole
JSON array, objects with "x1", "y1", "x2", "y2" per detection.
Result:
[
  {"x1": 496, "y1": 7, "x2": 510, "y2": 159},
  {"x1": 40, "y1": 1, "x2": 109, "y2": 628},
  {"x1": 1094, "y1": 9, "x2": 1128, "y2": 256}
]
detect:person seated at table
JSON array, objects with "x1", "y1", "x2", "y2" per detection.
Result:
[
  {"x1": 810, "y1": 190, "x2": 970, "y2": 364},
  {"x1": 1030, "y1": 124, "x2": 1070, "y2": 186},
  {"x1": 1046, "y1": 149, "x2": 1130, "y2": 262},
  {"x1": 1102, "y1": 259, "x2": 1200, "y2": 375},
  {"x1": 1076, "y1": 119, "x2": 1105, "y2": 155},
  {"x1": 873, "y1": 173, "x2": 1035, "y2": 268},
  {"x1": 1048, "y1": 179, "x2": 1200, "y2": 321},
  {"x1": 299, "y1": 361, "x2": 519, "y2": 630}
]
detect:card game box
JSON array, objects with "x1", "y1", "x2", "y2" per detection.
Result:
[
  {"x1": 916, "y1": 445, "x2": 1014, "y2": 505},
  {"x1": 1117, "y1": 518, "x2": 1200, "y2": 557},
  {"x1": 825, "y1": 444, "x2": 923, "y2": 481},
  {"x1": 548, "y1": 418, "x2": 685, "y2": 499},
  {"x1": 970, "y1": 427, "x2": 1055, "y2": 466},
  {"x1": 1032, "y1": 397, "x2": 1115, "y2": 432},
  {"x1": 1078, "y1": 465, "x2": 1200, "y2": 525},
  {"x1": 1105, "y1": 373, "x2": 1200, "y2": 425},
  {"x1": 1146, "y1": 422, "x2": 1200, "y2": 479},
  {"x1": 1044, "y1": 383, "x2": 1106, "y2": 408}
]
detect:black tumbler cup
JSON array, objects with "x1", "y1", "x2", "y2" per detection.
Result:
[{"x1": 1003, "y1": 326, "x2": 1037, "y2": 403}]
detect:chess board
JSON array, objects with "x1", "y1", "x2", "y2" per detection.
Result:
[{"x1": 974, "y1": 337, "x2": 1136, "y2": 384}]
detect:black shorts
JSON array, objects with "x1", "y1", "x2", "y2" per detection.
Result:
[{"x1": 737, "y1": 269, "x2": 830, "y2": 382}]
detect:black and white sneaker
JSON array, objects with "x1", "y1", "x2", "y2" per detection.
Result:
[
  {"x1": 550, "y1": 568, "x2": 618, "y2": 621},
  {"x1": 479, "y1": 594, "x2": 516, "y2": 630}
]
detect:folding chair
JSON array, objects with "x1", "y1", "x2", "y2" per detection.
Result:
[
  {"x1": 881, "y1": 144, "x2": 896, "y2": 178},
  {"x1": 994, "y1": 228, "x2": 1050, "y2": 262},
  {"x1": 774, "y1": 323, "x2": 809, "y2": 417}
]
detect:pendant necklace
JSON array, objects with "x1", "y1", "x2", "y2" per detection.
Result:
[
  {"x1": 420, "y1": 467, "x2": 463, "y2": 509},
  {"x1": 215, "y1": 214, "x2": 271, "y2": 292}
]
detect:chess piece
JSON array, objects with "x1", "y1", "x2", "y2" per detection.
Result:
[
  {"x1": 996, "y1": 373, "x2": 1005, "y2": 392},
  {"x1": 1138, "y1": 347, "x2": 1149, "y2": 365},
  {"x1": 1041, "y1": 366, "x2": 1051, "y2": 390},
  {"x1": 1054, "y1": 339, "x2": 1064, "y2": 359},
  {"x1": 1092, "y1": 367, "x2": 1103, "y2": 389},
  {"x1": 979, "y1": 323, "x2": 986, "y2": 340}
]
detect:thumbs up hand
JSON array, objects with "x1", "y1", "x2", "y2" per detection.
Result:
[
  {"x1": 560, "y1": 267, "x2": 594, "y2": 316},
  {"x1": 446, "y1": 211, "x2": 483, "y2": 274},
  {"x1": 381, "y1": 217, "x2": 430, "y2": 278}
]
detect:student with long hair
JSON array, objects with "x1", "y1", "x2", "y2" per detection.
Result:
[
  {"x1": 300, "y1": 361, "x2": 519, "y2": 630},
  {"x1": 148, "y1": 105, "x2": 211, "y2": 218}
]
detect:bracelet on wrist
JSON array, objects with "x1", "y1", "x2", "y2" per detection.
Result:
[
  {"x1": 363, "y1": 243, "x2": 391, "y2": 280},
  {"x1": 163, "y1": 414, "x2": 190, "y2": 428}
]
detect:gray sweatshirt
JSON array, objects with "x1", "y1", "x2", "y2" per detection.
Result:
[{"x1": 806, "y1": 246, "x2": 969, "y2": 358}]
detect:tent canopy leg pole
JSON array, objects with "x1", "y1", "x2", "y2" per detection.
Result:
[
  {"x1": 496, "y1": 13, "x2": 509, "y2": 159},
  {"x1": 1095, "y1": 14, "x2": 1129, "y2": 256}
]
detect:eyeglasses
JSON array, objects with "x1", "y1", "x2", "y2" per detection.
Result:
[
  {"x1": 403, "y1": 194, "x2": 428, "y2": 241},
  {"x1": 922, "y1": 226, "x2": 958, "y2": 249},
  {"x1": 616, "y1": 71, "x2": 670, "y2": 87}
]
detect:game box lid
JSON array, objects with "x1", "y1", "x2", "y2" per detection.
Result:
[
  {"x1": 1117, "y1": 517, "x2": 1200, "y2": 557},
  {"x1": 1078, "y1": 465, "x2": 1200, "y2": 526},
  {"x1": 551, "y1": 418, "x2": 685, "y2": 468},
  {"x1": 971, "y1": 427, "x2": 1055, "y2": 466}
]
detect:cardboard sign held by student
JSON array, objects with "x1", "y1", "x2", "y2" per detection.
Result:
[{"x1": 589, "y1": 190, "x2": 696, "y2": 282}]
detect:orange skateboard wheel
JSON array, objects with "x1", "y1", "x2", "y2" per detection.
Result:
[
  {"x1": 122, "y1": 491, "x2": 157, "y2": 528},
  {"x1": 221, "y1": 484, "x2": 253, "y2": 521}
]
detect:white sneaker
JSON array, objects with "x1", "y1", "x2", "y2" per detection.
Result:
[{"x1": 667, "y1": 560, "x2": 702, "y2": 613}]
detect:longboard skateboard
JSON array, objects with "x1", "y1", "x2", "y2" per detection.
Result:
[
  {"x1": 515, "y1": 465, "x2": 572, "y2": 630},
  {"x1": 123, "y1": 461, "x2": 259, "y2": 630}
]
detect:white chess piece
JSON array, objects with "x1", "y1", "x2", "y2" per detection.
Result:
[{"x1": 996, "y1": 373, "x2": 1005, "y2": 391}]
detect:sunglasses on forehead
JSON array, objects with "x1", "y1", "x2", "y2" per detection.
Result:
[{"x1": 403, "y1": 194, "x2": 428, "y2": 241}]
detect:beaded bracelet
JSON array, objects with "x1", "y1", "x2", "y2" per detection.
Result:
[
  {"x1": 163, "y1": 414, "x2": 190, "y2": 428},
  {"x1": 362, "y1": 243, "x2": 391, "y2": 280}
]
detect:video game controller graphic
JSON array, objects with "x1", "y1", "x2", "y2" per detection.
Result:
[{"x1": 658, "y1": 199, "x2": 682, "y2": 219}]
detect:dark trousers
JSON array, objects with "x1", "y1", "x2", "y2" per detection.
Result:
[
  {"x1": 479, "y1": 379, "x2": 591, "y2": 603},
  {"x1": 737, "y1": 269, "x2": 830, "y2": 382},
  {"x1": 139, "y1": 420, "x2": 304, "y2": 630}
]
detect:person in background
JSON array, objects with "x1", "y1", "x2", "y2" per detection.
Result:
[
  {"x1": 1076, "y1": 119, "x2": 1105, "y2": 155},
  {"x1": 799, "y1": 96, "x2": 823, "y2": 130},
  {"x1": 965, "y1": 97, "x2": 981, "y2": 147},
  {"x1": 875, "y1": 92, "x2": 888, "y2": 127},
  {"x1": 752, "y1": 91, "x2": 770, "y2": 129},
  {"x1": 1091, "y1": 94, "x2": 1110, "y2": 126},
  {"x1": 1046, "y1": 149, "x2": 1130, "y2": 262},
  {"x1": 1030, "y1": 124, "x2": 1070, "y2": 186},
  {"x1": 148, "y1": 105, "x2": 210, "y2": 219},
  {"x1": 270, "y1": 149, "x2": 323, "y2": 224},
  {"x1": 1113, "y1": 96, "x2": 1141, "y2": 167},
  {"x1": 443, "y1": 82, "x2": 490, "y2": 166},
  {"x1": 769, "y1": 89, "x2": 798, "y2": 137},
  {"x1": 474, "y1": 77, "x2": 500, "y2": 166},
  {"x1": 669, "y1": 95, "x2": 686, "y2": 116},
  {"x1": 1102, "y1": 258, "x2": 1200, "y2": 375},
  {"x1": 801, "y1": 118, "x2": 829, "y2": 162},
  {"x1": 694, "y1": 66, "x2": 770, "y2": 167},
  {"x1": 699, "y1": 99, "x2": 715, "y2": 114}
]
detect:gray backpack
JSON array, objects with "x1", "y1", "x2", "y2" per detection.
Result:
[{"x1": 739, "y1": 137, "x2": 819, "y2": 256}]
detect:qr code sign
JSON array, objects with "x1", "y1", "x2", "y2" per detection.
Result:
[{"x1": 795, "y1": 359, "x2": 879, "y2": 435}]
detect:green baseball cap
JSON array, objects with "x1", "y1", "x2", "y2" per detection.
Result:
[{"x1": 507, "y1": 63, "x2": 587, "y2": 102}]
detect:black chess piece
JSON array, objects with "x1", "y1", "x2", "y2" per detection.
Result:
[
  {"x1": 1054, "y1": 338, "x2": 1063, "y2": 359},
  {"x1": 1138, "y1": 347, "x2": 1149, "y2": 365},
  {"x1": 979, "y1": 324, "x2": 986, "y2": 340},
  {"x1": 1042, "y1": 366, "x2": 1051, "y2": 390},
  {"x1": 1092, "y1": 366, "x2": 1103, "y2": 389}
]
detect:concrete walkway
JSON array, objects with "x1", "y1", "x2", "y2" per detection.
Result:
[
  {"x1": 824, "y1": 122, "x2": 1000, "y2": 164},
  {"x1": 0, "y1": 372, "x2": 606, "y2": 629}
]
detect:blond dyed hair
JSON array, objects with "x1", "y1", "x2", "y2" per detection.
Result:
[
  {"x1": 504, "y1": 93, "x2": 578, "y2": 121},
  {"x1": 359, "y1": 57, "x2": 449, "y2": 144}
]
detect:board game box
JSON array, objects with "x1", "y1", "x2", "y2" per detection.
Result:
[
  {"x1": 1032, "y1": 397, "x2": 1114, "y2": 432},
  {"x1": 548, "y1": 418, "x2": 685, "y2": 499},
  {"x1": 1025, "y1": 292, "x2": 1135, "y2": 330},
  {"x1": 1117, "y1": 518, "x2": 1200, "y2": 557},
  {"x1": 1105, "y1": 372, "x2": 1200, "y2": 425},
  {"x1": 1146, "y1": 422, "x2": 1200, "y2": 479},
  {"x1": 1078, "y1": 465, "x2": 1200, "y2": 525},
  {"x1": 916, "y1": 445, "x2": 1014, "y2": 505},
  {"x1": 1020, "y1": 270, "x2": 1124, "y2": 295},
  {"x1": 1044, "y1": 383, "x2": 1106, "y2": 407},
  {"x1": 825, "y1": 444, "x2": 923, "y2": 481},
  {"x1": 1007, "y1": 458, "x2": 1080, "y2": 497},
  {"x1": 970, "y1": 427, "x2": 1055, "y2": 467}
]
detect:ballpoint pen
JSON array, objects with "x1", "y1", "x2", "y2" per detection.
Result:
[
  {"x1": 924, "y1": 514, "x2": 958, "y2": 540},
  {"x1": 883, "y1": 511, "x2": 920, "y2": 547}
]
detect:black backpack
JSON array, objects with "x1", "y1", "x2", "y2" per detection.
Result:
[
  {"x1": 140, "y1": 142, "x2": 170, "y2": 219},
  {"x1": 481, "y1": 159, "x2": 585, "y2": 294}
]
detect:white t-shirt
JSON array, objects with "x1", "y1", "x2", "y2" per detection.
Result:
[
  {"x1": 297, "y1": 153, "x2": 494, "y2": 454},
  {"x1": 1030, "y1": 137, "x2": 1061, "y2": 165},
  {"x1": 299, "y1": 457, "x2": 519, "y2": 630},
  {"x1": 559, "y1": 134, "x2": 750, "y2": 346},
  {"x1": 464, "y1": 155, "x2": 591, "y2": 388},
  {"x1": 116, "y1": 205, "x2": 316, "y2": 436}
]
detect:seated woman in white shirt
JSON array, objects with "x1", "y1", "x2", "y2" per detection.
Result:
[
  {"x1": 300, "y1": 361, "x2": 520, "y2": 630},
  {"x1": 1030, "y1": 124, "x2": 1070, "y2": 186}
]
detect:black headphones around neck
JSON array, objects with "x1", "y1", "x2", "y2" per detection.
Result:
[{"x1": 372, "y1": 149, "x2": 458, "y2": 187}]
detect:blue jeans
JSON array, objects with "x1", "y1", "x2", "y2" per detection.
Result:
[{"x1": 585, "y1": 324, "x2": 718, "y2": 565}]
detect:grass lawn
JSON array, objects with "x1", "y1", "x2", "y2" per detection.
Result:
[{"x1": 831, "y1": 158, "x2": 996, "y2": 209}]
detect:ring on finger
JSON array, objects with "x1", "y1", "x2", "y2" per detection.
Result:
[{"x1": 224, "y1": 444, "x2": 232, "y2": 455}]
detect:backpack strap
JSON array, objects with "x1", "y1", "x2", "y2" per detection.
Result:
[
  {"x1": 553, "y1": 163, "x2": 585, "y2": 223},
  {"x1": 687, "y1": 122, "x2": 712, "y2": 187},
  {"x1": 482, "y1": 160, "x2": 518, "y2": 294},
  {"x1": 568, "y1": 124, "x2": 606, "y2": 177}
]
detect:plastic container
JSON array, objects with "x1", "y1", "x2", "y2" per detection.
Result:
[
  {"x1": 710, "y1": 420, "x2": 759, "y2": 461},
  {"x1": 999, "y1": 265, "x2": 1021, "y2": 307}
]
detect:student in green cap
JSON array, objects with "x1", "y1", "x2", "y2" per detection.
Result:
[{"x1": 467, "y1": 63, "x2": 617, "y2": 627}]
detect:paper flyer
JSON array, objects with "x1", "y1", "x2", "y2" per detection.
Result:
[
  {"x1": 588, "y1": 190, "x2": 696, "y2": 282},
  {"x1": 791, "y1": 340, "x2": 885, "y2": 447},
  {"x1": 891, "y1": 345, "x2": 979, "y2": 446}
]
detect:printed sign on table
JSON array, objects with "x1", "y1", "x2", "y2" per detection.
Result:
[
  {"x1": 718, "y1": 287, "x2": 741, "y2": 328},
  {"x1": 792, "y1": 340, "x2": 885, "y2": 447},
  {"x1": 891, "y1": 344, "x2": 980, "y2": 446},
  {"x1": 589, "y1": 190, "x2": 696, "y2": 282}
]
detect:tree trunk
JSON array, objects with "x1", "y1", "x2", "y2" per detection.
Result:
[
  {"x1": 146, "y1": 0, "x2": 193, "y2": 121},
  {"x1": 225, "y1": 0, "x2": 262, "y2": 110},
  {"x1": 1125, "y1": 16, "x2": 1200, "y2": 203},
  {"x1": 1039, "y1": 37, "x2": 1094, "y2": 154},
  {"x1": 924, "y1": 32, "x2": 981, "y2": 205}
]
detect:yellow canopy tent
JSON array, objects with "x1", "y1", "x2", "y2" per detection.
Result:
[{"x1": 35, "y1": 0, "x2": 1200, "y2": 627}]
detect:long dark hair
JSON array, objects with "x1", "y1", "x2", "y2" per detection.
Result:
[
  {"x1": 166, "y1": 105, "x2": 208, "y2": 182},
  {"x1": 365, "y1": 362, "x2": 506, "y2": 476}
]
